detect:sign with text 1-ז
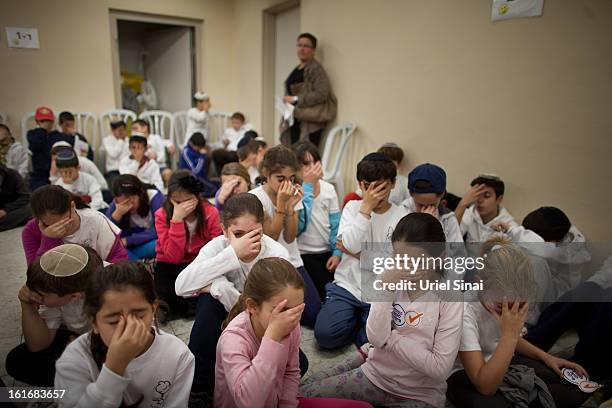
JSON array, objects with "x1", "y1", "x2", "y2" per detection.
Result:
[{"x1": 5, "y1": 27, "x2": 40, "y2": 49}]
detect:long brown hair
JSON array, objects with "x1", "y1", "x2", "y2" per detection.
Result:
[
  {"x1": 222, "y1": 257, "x2": 305, "y2": 330},
  {"x1": 84, "y1": 261, "x2": 158, "y2": 370},
  {"x1": 111, "y1": 174, "x2": 155, "y2": 218},
  {"x1": 162, "y1": 170, "x2": 205, "y2": 235}
]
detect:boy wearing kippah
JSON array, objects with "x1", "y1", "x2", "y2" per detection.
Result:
[
  {"x1": 5, "y1": 244, "x2": 103, "y2": 386},
  {"x1": 119, "y1": 135, "x2": 164, "y2": 191},
  {"x1": 53, "y1": 148, "x2": 108, "y2": 211},
  {"x1": 314, "y1": 152, "x2": 407, "y2": 350}
]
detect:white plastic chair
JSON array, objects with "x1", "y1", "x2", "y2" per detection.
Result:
[
  {"x1": 321, "y1": 123, "x2": 357, "y2": 199},
  {"x1": 98, "y1": 109, "x2": 137, "y2": 171},
  {"x1": 172, "y1": 111, "x2": 188, "y2": 149},
  {"x1": 139, "y1": 110, "x2": 174, "y2": 142},
  {"x1": 21, "y1": 111, "x2": 38, "y2": 145},
  {"x1": 70, "y1": 112, "x2": 97, "y2": 152},
  {"x1": 208, "y1": 112, "x2": 232, "y2": 145}
]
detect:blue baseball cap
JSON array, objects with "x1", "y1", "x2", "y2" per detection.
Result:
[{"x1": 408, "y1": 163, "x2": 446, "y2": 194}]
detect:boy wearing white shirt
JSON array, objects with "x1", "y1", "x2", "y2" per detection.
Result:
[
  {"x1": 5, "y1": 245, "x2": 102, "y2": 386},
  {"x1": 50, "y1": 143, "x2": 108, "y2": 189},
  {"x1": 0, "y1": 124, "x2": 28, "y2": 179},
  {"x1": 119, "y1": 135, "x2": 164, "y2": 191},
  {"x1": 314, "y1": 153, "x2": 407, "y2": 350},
  {"x1": 132, "y1": 119, "x2": 174, "y2": 185},
  {"x1": 222, "y1": 112, "x2": 252, "y2": 151},
  {"x1": 455, "y1": 174, "x2": 518, "y2": 243},
  {"x1": 494, "y1": 206, "x2": 591, "y2": 299},
  {"x1": 401, "y1": 163, "x2": 464, "y2": 244},
  {"x1": 102, "y1": 120, "x2": 129, "y2": 184},
  {"x1": 53, "y1": 149, "x2": 108, "y2": 211},
  {"x1": 186, "y1": 91, "x2": 211, "y2": 143},
  {"x1": 355, "y1": 143, "x2": 409, "y2": 206}
]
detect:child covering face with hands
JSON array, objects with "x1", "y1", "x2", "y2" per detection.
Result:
[
  {"x1": 153, "y1": 170, "x2": 222, "y2": 319},
  {"x1": 249, "y1": 145, "x2": 322, "y2": 328},
  {"x1": 175, "y1": 193, "x2": 292, "y2": 399},
  {"x1": 54, "y1": 261, "x2": 194, "y2": 407}
]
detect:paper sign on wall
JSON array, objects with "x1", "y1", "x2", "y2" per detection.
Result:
[
  {"x1": 492, "y1": 0, "x2": 544, "y2": 22},
  {"x1": 5, "y1": 27, "x2": 40, "y2": 49}
]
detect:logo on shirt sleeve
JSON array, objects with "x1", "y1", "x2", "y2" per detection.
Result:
[
  {"x1": 392, "y1": 303, "x2": 406, "y2": 326},
  {"x1": 405, "y1": 310, "x2": 424, "y2": 326}
]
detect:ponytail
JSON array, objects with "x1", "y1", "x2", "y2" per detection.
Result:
[
  {"x1": 222, "y1": 293, "x2": 246, "y2": 330},
  {"x1": 220, "y1": 258, "x2": 305, "y2": 331},
  {"x1": 89, "y1": 332, "x2": 108, "y2": 370}
]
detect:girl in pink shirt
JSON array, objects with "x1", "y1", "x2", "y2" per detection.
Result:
[
  {"x1": 215, "y1": 257, "x2": 372, "y2": 408},
  {"x1": 300, "y1": 213, "x2": 464, "y2": 408},
  {"x1": 154, "y1": 170, "x2": 222, "y2": 319}
]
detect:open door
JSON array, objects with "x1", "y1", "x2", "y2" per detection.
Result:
[
  {"x1": 262, "y1": 1, "x2": 300, "y2": 143},
  {"x1": 110, "y1": 12, "x2": 200, "y2": 114}
]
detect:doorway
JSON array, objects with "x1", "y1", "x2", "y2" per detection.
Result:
[
  {"x1": 109, "y1": 12, "x2": 201, "y2": 114},
  {"x1": 262, "y1": 1, "x2": 300, "y2": 143}
]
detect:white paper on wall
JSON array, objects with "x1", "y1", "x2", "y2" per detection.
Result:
[
  {"x1": 5, "y1": 27, "x2": 40, "y2": 48},
  {"x1": 491, "y1": 0, "x2": 544, "y2": 22}
]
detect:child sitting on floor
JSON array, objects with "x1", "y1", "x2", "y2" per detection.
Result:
[{"x1": 6, "y1": 244, "x2": 102, "y2": 386}]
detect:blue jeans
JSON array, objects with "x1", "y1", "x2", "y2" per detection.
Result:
[
  {"x1": 314, "y1": 282, "x2": 370, "y2": 350},
  {"x1": 297, "y1": 266, "x2": 322, "y2": 328},
  {"x1": 127, "y1": 239, "x2": 157, "y2": 260}
]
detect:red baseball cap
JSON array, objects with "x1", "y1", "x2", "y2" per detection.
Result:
[{"x1": 35, "y1": 106, "x2": 55, "y2": 121}]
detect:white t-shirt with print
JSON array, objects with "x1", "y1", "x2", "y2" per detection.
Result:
[
  {"x1": 62, "y1": 209, "x2": 121, "y2": 261},
  {"x1": 298, "y1": 180, "x2": 340, "y2": 254},
  {"x1": 249, "y1": 186, "x2": 304, "y2": 269}
]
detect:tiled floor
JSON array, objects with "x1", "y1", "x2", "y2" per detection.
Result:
[
  {"x1": 0, "y1": 227, "x2": 355, "y2": 389},
  {"x1": 0, "y1": 227, "x2": 599, "y2": 407}
]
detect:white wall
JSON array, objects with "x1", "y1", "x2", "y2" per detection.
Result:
[{"x1": 273, "y1": 6, "x2": 300, "y2": 142}]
